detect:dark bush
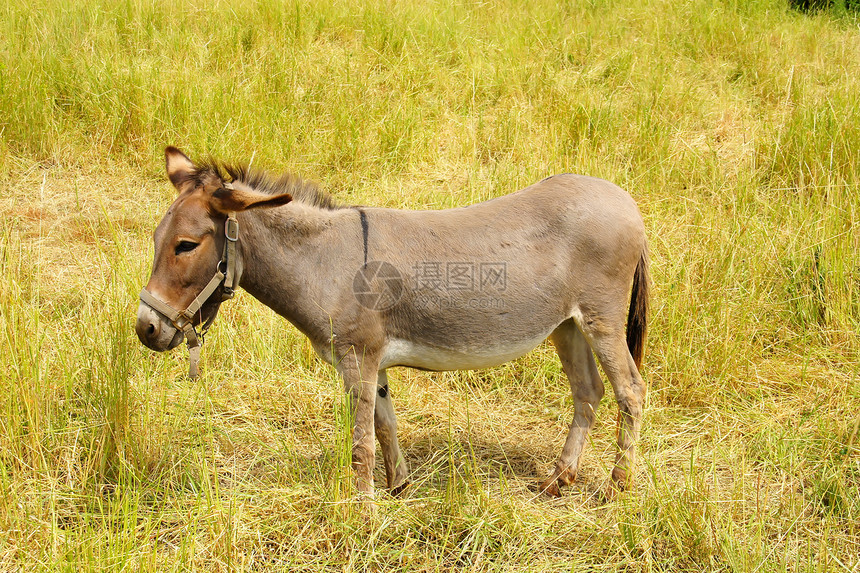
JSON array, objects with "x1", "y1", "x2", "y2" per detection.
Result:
[{"x1": 789, "y1": 0, "x2": 859, "y2": 12}]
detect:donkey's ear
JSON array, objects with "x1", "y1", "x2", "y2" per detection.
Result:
[
  {"x1": 210, "y1": 184, "x2": 292, "y2": 214},
  {"x1": 165, "y1": 147, "x2": 196, "y2": 190}
]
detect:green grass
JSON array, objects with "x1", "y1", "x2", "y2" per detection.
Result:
[{"x1": 1, "y1": 0, "x2": 859, "y2": 570}]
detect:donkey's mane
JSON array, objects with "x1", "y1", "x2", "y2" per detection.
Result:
[{"x1": 194, "y1": 161, "x2": 344, "y2": 211}]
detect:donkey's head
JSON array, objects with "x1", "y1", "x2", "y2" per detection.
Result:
[{"x1": 136, "y1": 147, "x2": 292, "y2": 352}]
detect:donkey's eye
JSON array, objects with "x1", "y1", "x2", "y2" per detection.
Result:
[{"x1": 175, "y1": 240, "x2": 199, "y2": 255}]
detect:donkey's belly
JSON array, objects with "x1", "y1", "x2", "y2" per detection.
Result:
[{"x1": 379, "y1": 332, "x2": 549, "y2": 371}]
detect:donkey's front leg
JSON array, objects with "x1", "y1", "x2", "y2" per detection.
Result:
[
  {"x1": 375, "y1": 370, "x2": 409, "y2": 495},
  {"x1": 338, "y1": 349, "x2": 380, "y2": 497}
]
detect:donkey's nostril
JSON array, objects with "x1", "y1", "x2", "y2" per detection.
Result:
[{"x1": 136, "y1": 305, "x2": 170, "y2": 351}]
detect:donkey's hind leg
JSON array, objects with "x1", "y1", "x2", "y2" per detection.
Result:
[
  {"x1": 374, "y1": 370, "x2": 409, "y2": 495},
  {"x1": 538, "y1": 319, "x2": 605, "y2": 497},
  {"x1": 579, "y1": 323, "x2": 646, "y2": 492}
]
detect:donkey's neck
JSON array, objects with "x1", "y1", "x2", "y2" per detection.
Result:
[{"x1": 236, "y1": 203, "x2": 362, "y2": 349}]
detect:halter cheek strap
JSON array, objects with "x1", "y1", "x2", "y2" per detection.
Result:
[{"x1": 139, "y1": 211, "x2": 239, "y2": 379}]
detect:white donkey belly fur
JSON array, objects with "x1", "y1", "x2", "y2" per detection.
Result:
[{"x1": 380, "y1": 328, "x2": 554, "y2": 371}]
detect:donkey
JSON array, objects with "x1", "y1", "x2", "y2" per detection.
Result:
[{"x1": 136, "y1": 147, "x2": 650, "y2": 498}]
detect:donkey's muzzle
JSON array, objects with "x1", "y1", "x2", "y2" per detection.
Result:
[{"x1": 136, "y1": 303, "x2": 184, "y2": 351}]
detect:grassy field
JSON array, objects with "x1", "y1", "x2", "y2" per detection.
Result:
[{"x1": 1, "y1": 0, "x2": 859, "y2": 570}]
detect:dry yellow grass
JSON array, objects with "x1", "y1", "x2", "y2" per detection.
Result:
[{"x1": 1, "y1": 0, "x2": 858, "y2": 570}]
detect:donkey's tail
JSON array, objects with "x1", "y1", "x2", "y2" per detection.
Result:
[{"x1": 626, "y1": 248, "x2": 650, "y2": 371}]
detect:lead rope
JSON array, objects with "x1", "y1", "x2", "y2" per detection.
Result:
[{"x1": 185, "y1": 307, "x2": 220, "y2": 379}]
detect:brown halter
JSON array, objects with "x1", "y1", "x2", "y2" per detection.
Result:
[{"x1": 139, "y1": 211, "x2": 239, "y2": 379}]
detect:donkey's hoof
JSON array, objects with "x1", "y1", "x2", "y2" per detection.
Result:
[
  {"x1": 530, "y1": 480, "x2": 562, "y2": 498},
  {"x1": 390, "y1": 481, "x2": 411, "y2": 498},
  {"x1": 604, "y1": 474, "x2": 633, "y2": 502},
  {"x1": 603, "y1": 484, "x2": 621, "y2": 503},
  {"x1": 610, "y1": 467, "x2": 632, "y2": 494},
  {"x1": 543, "y1": 483, "x2": 562, "y2": 498}
]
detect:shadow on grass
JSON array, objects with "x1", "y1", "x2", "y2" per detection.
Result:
[{"x1": 256, "y1": 427, "x2": 611, "y2": 506}]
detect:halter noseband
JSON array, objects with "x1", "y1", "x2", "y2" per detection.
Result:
[{"x1": 139, "y1": 211, "x2": 239, "y2": 379}]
